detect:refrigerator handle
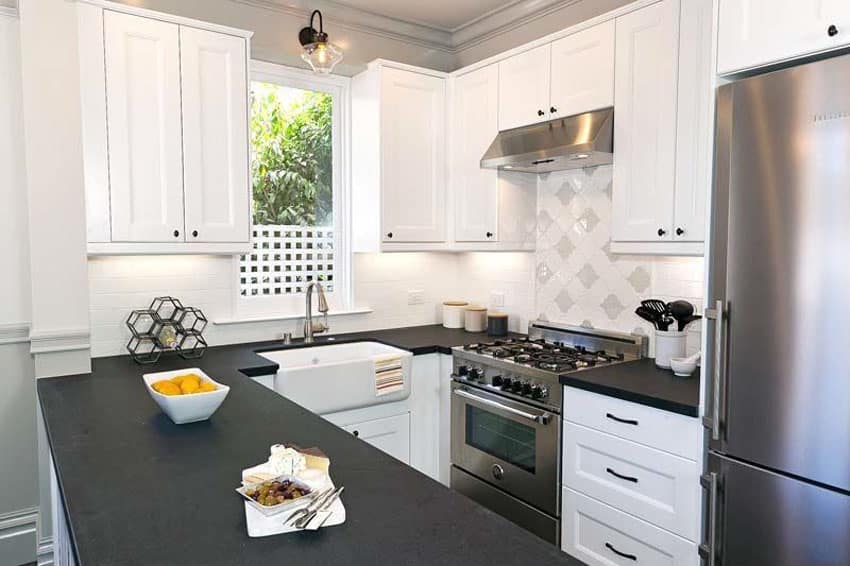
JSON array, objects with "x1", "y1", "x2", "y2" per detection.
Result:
[
  {"x1": 699, "y1": 471, "x2": 719, "y2": 565},
  {"x1": 703, "y1": 300, "x2": 725, "y2": 440}
]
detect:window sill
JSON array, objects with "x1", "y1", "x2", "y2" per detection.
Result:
[{"x1": 213, "y1": 308, "x2": 374, "y2": 326}]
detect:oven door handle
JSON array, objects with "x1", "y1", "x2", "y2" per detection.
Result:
[{"x1": 453, "y1": 389, "x2": 552, "y2": 425}]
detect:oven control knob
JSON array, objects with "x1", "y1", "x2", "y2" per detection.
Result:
[
  {"x1": 457, "y1": 365, "x2": 469, "y2": 377},
  {"x1": 501, "y1": 377, "x2": 513, "y2": 390},
  {"x1": 532, "y1": 385, "x2": 548, "y2": 399},
  {"x1": 468, "y1": 368, "x2": 482, "y2": 381},
  {"x1": 491, "y1": 375, "x2": 503, "y2": 387},
  {"x1": 491, "y1": 464, "x2": 504, "y2": 480},
  {"x1": 511, "y1": 380, "x2": 524, "y2": 393},
  {"x1": 521, "y1": 382, "x2": 533, "y2": 395}
]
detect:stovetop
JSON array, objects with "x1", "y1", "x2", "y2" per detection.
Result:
[{"x1": 450, "y1": 321, "x2": 647, "y2": 411}]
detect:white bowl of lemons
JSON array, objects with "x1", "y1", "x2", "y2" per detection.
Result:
[{"x1": 143, "y1": 368, "x2": 230, "y2": 424}]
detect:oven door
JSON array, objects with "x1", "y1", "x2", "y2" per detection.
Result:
[{"x1": 451, "y1": 382, "x2": 559, "y2": 516}]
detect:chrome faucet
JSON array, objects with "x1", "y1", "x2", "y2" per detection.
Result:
[{"x1": 303, "y1": 282, "x2": 329, "y2": 343}]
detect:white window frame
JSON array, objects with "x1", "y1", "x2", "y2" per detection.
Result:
[{"x1": 233, "y1": 60, "x2": 352, "y2": 319}]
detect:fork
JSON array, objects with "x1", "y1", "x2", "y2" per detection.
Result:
[
  {"x1": 294, "y1": 486, "x2": 344, "y2": 529},
  {"x1": 284, "y1": 486, "x2": 333, "y2": 526}
]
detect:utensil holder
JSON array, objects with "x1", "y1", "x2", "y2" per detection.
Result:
[{"x1": 655, "y1": 330, "x2": 687, "y2": 369}]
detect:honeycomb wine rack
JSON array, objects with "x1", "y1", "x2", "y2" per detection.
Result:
[{"x1": 126, "y1": 297, "x2": 208, "y2": 364}]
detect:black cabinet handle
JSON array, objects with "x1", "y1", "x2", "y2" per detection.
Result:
[
  {"x1": 606, "y1": 467, "x2": 639, "y2": 483},
  {"x1": 828, "y1": 24, "x2": 839, "y2": 37},
  {"x1": 605, "y1": 542, "x2": 637, "y2": 561},
  {"x1": 386, "y1": 232, "x2": 393, "y2": 239},
  {"x1": 606, "y1": 412, "x2": 639, "y2": 426},
  {"x1": 352, "y1": 430, "x2": 359, "y2": 437},
  {"x1": 676, "y1": 227, "x2": 685, "y2": 236},
  {"x1": 550, "y1": 106, "x2": 557, "y2": 113},
  {"x1": 192, "y1": 230, "x2": 198, "y2": 238},
  {"x1": 486, "y1": 231, "x2": 493, "y2": 238},
  {"x1": 657, "y1": 228, "x2": 667, "y2": 237},
  {"x1": 537, "y1": 109, "x2": 545, "y2": 117},
  {"x1": 173, "y1": 229, "x2": 180, "y2": 238}
]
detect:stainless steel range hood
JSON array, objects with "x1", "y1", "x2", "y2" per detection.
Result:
[{"x1": 480, "y1": 107, "x2": 613, "y2": 173}]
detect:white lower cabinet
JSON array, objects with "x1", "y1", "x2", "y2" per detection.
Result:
[
  {"x1": 561, "y1": 386, "x2": 701, "y2": 565},
  {"x1": 250, "y1": 374, "x2": 275, "y2": 391},
  {"x1": 562, "y1": 488, "x2": 698, "y2": 566},
  {"x1": 341, "y1": 412, "x2": 411, "y2": 465},
  {"x1": 562, "y1": 422, "x2": 700, "y2": 541}
]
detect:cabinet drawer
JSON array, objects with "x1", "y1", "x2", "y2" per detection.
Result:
[
  {"x1": 341, "y1": 412, "x2": 410, "y2": 465},
  {"x1": 561, "y1": 488, "x2": 698, "y2": 566},
  {"x1": 563, "y1": 387, "x2": 700, "y2": 460},
  {"x1": 562, "y1": 422, "x2": 700, "y2": 541}
]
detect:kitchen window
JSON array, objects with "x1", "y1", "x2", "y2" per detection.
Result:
[{"x1": 236, "y1": 62, "x2": 350, "y2": 317}]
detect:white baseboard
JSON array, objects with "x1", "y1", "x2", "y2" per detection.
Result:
[{"x1": 0, "y1": 507, "x2": 38, "y2": 566}]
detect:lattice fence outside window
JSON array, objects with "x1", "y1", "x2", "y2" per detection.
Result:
[{"x1": 240, "y1": 225, "x2": 335, "y2": 296}]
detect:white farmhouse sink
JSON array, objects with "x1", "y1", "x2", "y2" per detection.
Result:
[{"x1": 258, "y1": 341, "x2": 412, "y2": 414}]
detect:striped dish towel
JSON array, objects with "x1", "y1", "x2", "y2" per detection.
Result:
[{"x1": 374, "y1": 354, "x2": 404, "y2": 396}]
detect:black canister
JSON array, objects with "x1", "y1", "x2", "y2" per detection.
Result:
[{"x1": 487, "y1": 312, "x2": 509, "y2": 336}]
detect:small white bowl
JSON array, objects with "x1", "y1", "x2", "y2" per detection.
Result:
[
  {"x1": 142, "y1": 368, "x2": 230, "y2": 424},
  {"x1": 669, "y1": 357, "x2": 698, "y2": 377}
]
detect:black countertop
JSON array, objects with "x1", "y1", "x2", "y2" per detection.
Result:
[
  {"x1": 559, "y1": 358, "x2": 701, "y2": 417},
  {"x1": 38, "y1": 325, "x2": 580, "y2": 566}
]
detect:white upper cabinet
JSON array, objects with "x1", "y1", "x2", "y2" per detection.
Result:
[
  {"x1": 104, "y1": 12, "x2": 185, "y2": 243},
  {"x1": 78, "y1": 3, "x2": 252, "y2": 254},
  {"x1": 549, "y1": 20, "x2": 615, "y2": 118},
  {"x1": 380, "y1": 68, "x2": 446, "y2": 243},
  {"x1": 498, "y1": 44, "x2": 551, "y2": 130},
  {"x1": 180, "y1": 26, "x2": 250, "y2": 243},
  {"x1": 612, "y1": 0, "x2": 680, "y2": 243},
  {"x1": 452, "y1": 65, "x2": 499, "y2": 243},
  {"x1": 717, "y1": 0, "x2": 850, "y2": 74}
]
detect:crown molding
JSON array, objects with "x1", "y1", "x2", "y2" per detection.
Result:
[
  {"x1": 230, "y1": 0, "x2": 599, "y2": 55},
  {"x1": 0, "y1": 5, "x2": 18, "y2": 18}
]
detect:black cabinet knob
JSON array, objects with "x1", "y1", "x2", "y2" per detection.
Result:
[
  {"x1": 173, "y1": 230, "x2": 180, "y2": 238},
  {"x1": 550, "y1": 106, "x2": 557, "y2": 113},
  {"x1": 537, "y1": 109, "x2": 545, "y2": 116},
  {"x1": 486, "y1": 231, "x2": 493, "y2": 238},
  {"x1": 386, "y1": 232, "x2": 393, "y2": 239},
  {"x1": 657, "y1": 228, "x2": 667, "y2": 237},
  {"x1": 828, "y1": 24, "x2": 839, "y2": 37},
  {"x1": 352, "y1": 430, "x2": 359, "y2": 437},
  {"x1": 192, "y1": 230, "x2": 198, "y2": 238},
  {"x1": 676, "y1": 227, "x2": 685, "y2": 236}
]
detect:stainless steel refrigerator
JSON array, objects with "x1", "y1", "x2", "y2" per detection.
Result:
[{"x1": 703, "y1": 54, "x2": 850, "y2": 566}]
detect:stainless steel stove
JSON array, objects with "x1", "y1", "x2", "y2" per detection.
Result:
[{"x1": 449, "y1": 321, "x2": 646, "y2": 545}]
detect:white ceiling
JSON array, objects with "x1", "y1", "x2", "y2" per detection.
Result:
[{"x1": 333, "y1": 0, "x2": 519, "y2": 31}]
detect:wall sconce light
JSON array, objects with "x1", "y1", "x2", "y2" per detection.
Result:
[{"x1": 299, "y1": 9, "x2": 343, "y2": 74}]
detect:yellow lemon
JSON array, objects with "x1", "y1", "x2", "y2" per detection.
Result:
[
  {"x1": 197, "y1": 381, "x2": 217, "y2": 393},
  {"x1": 171, "y1": 373, "x2": 200, "y2": 386},
  {"x1": 180, "y1": 379, "x2": 200, "y2": 395}
]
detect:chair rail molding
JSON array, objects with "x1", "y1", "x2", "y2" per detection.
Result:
[
  {"x1": 0, "y1": 5, "x2": 17, "y2": 19},
  {"x1": 29, "y1": 327, "x2": 90, "y2": 355},
  {"x1": 0, "y1": 322, "x2": 30, "y2": 345},
  {"x1": 0, "y1": 506, "x2": 39, "y2": 566}
]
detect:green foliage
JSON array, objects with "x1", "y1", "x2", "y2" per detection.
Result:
[{"x1": 250, "y1": 83, "x2": 333, "y2": 226}]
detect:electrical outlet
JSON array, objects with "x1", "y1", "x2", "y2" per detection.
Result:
[
  {"x1": 490, "y1": 291, "x2": 505, "y2": 308},
  {"x1": 408, "y1": 289, "x2": 425, "y2": 305}
]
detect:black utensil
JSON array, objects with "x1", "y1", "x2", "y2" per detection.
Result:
[
  {"x1": 657, "y1": 316, "x2": 674, "y2": 331},
  {"x1": 635, "y1": 306, "x2": 661, "y2": 329},
  {"x1": 641, "y1": 299, "x2": 668, "y2": 315},
  {"x1": 668, "y1": 300, "x2": 694, "y2": 321},
  {"x1": 677, "y1": 314, "x2": 702, "y2": 332}
]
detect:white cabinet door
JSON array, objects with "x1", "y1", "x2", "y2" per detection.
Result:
[
  {"x1": 549, "y1": 21, "x2": 615, "y2": 118},
  {"x1": 562, "y1": 488, "x2": 698, "y2": 566},
  {"x1": 342, "y1": 412, "x2": 411, "y2": 464},
  {"x1": 612, "y1": 0, "x2": 679, "y2": 242},
  {"x1": 498, "y1": 44, "x2": 551, "y2": 131},
  {"x1": 717, "y1": 0, "x2": 850, "y2": 74},
  {"x1": 104, "y1": 11, "x2": 184, "y2": 242},
  {"x1": 180, "y1": 26, "x2": 250, "y2": 243},
  {"x1": 381, "y1": 68, "x2": 446, "y2": 243},
  {"x1": 409, "y1": 354, "x2": 441, "y2": 480},
  {"x1": 452, "y1": 66, "x2": 499, "y2": 242}
]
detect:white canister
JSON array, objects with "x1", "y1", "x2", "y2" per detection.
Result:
[
  {"x1": 655, "y1": 330, "x2": 687, "y2": 369},
  {"x1": 464, "y1": 306, "x2": 487, "y2": 333},
  {"x1": 442, "y1": 301, "x2": 468, "y2": 329}
]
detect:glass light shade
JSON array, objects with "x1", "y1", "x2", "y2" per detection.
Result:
[{"x1": 301, "y1": 41, "x2": 343, "y2": 74}]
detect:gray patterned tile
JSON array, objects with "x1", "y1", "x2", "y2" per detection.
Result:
[
  {"x1": 579, "y1": 208, "x2": 601, "y2": 233},
  {"x1": 627, "y1": 266, "x2": 651, "y2": 293},
  {"x1": 580, "y1": 319, "x2": 595, "y2": 329},
  {"x1": 576, "y1": 263, "x2": 599, "y2": 289},
  {"x1": 537, "y1": 210, "x2": 554, "y2": 233},
  {"x1": 556, "y1": 235, "x2": 575, "y2": 260},
  {"x1": 600, "y1": 294, "x2": 626, "y2": 320},
  {"x1": 556, "y1": 184, "x2": 576, "y2": 207},
  {"x1": 536, "y1": 261, "x2": 554, "y2": 285},
  {"x1": 555, "y1": 289, "x2": 574, "y2": 313}
]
